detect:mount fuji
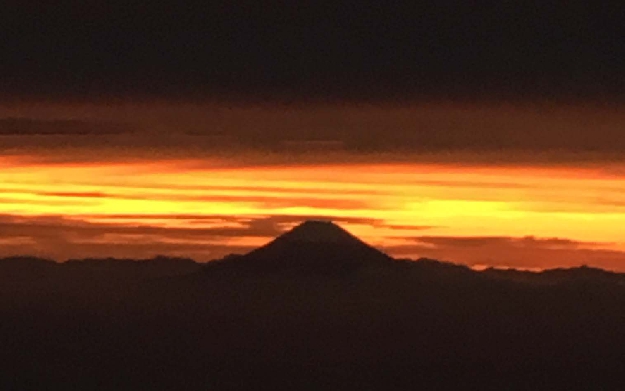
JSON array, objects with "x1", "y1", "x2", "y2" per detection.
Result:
[{"x1": 204, "y1": 220, "x2": 393, "y2": 275}]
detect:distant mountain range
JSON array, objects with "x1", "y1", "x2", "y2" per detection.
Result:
[
  {"x1": 2, "y1": 220, "x2": 622, "y2": 284},
  {"x1": 3, "y1": 220, "x2": 625, "y2": 389}
]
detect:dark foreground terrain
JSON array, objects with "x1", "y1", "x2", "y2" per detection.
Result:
[{"x1": 2, "y1": 222, "x2": 625, "y2": 390}]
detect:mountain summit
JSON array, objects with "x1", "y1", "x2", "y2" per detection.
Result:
[
  {"x1": 271, "y1": 219, "x2": 368, "y2": 244},
  {"x1": 205, "y1": 220, "x2": 393, "y2": 275}
]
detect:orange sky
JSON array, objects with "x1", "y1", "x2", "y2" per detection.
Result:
[
  {"x1": 1, "y1": 101, "x2": 625, "y2": 270},
  {"x1": 1, "y1": 153, "x2": 625, "y2": 270}
]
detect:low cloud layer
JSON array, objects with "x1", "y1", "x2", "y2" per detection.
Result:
[{"x1": 387, "y1": 235, "x2": 625, "y2": 271}]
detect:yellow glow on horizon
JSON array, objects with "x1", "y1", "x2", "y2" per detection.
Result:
[{"x1": 1, "y1": 155, "x2": 625, "y2": 268}]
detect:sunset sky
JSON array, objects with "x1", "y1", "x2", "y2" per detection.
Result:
[
  {"x1": 2, "y1": 2, "x2": 625, "y2": 270},
  {"x1": 2, "y1": 101, "x2": 625, "y2": 270}
]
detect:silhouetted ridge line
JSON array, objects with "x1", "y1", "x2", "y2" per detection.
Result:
[
  {"x1": 0, "y1": 256, "x2": 56, "y2": 265},
  {"x1": 0, "y1": 256, "x2": 59, "y2": 277},
  {"x1": 65, "y1": 255, "x2": 197, "y2": 266}
]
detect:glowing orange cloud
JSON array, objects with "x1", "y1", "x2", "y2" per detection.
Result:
[{"x1": 1, "y1": 154, "x2": 625, "y2": 269}]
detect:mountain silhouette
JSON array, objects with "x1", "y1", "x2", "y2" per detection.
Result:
[
  {"x1": 204, "y1": 220, "x2": 393, "y2": 275},
  {"x1": 5, "y1": 221, "x2": 625, "y2": 389}
]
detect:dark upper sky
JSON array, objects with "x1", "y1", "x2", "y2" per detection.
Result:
[{"x1": 2, "y1": 1, "x2": 624, "y2": 102}]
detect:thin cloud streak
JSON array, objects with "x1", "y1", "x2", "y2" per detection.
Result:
[
  {"x1": 412, "y1": 235, "x2": 612, "y2": 250},
  {"x1": 0, "y1": 117, "x2": 134, "y2": 136},
  {"x1": 38, "y1": 191, "x2": 109, "y2": 198}
]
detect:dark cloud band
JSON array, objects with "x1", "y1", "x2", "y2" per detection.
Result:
[{"x1": 0, "y1": 118, "x2": 133, "y2": 136}]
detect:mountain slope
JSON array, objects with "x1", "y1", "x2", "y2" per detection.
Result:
[{"x1": 204, "y1": 220, "x2": 393, "y2": 275}]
